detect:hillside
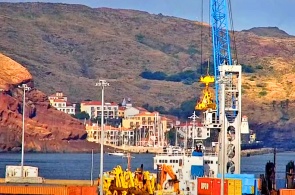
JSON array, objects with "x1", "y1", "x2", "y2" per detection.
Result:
[{"x1": 0, "y1": 3, "x2": 295, "y2": 148}]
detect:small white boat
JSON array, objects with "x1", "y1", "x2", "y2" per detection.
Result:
[{"x1": 108, "y1": 152, "x2": 125, "y2": 156}]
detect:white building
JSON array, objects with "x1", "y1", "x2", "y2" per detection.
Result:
[
  {"x1": 124, "y1": 106, "x2": 147, "y2": 118},
  {"x1": 85, "y1": 124, "x2": 134, "y2": 145},
  {"x1": 48, "y1": 92, "x2": 75, "y2": 115},
  {"x1": 80, "y1": 101, "x2": 119, "y2": 119}
]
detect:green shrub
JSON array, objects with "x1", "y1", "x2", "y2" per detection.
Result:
[
  {"x1": 259, "y1": 90, "x2": 267, "y2": 96},
  {"x1": 256, "y1": 83, "x2": 266, "y2": 88},
  {"x1": 242, "y1": 64, "x2": 255, "y2": 73},
  {"x1": 135, "y1": 34, "x2": 145, "y2": 43},
  {"x1": 255, "y1": 65, "x2": 264, "y2": 69}
]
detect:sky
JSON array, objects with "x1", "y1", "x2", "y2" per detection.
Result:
[{"x1": 1, "y1": 0, "x2": 295, "y2": 35}]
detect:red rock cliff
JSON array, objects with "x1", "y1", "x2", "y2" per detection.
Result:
[{"x1": 0, "y1": 53, "x2": 99, "y2": 152}]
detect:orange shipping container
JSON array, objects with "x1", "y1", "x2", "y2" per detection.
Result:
[
  {"x1": 197, "y1": 178, "x2": 228, "y2": 195},
  {"x1": 81, "y1": 186, "x2": 98, "y2": 195},
  {"x1": 0, "y1": 185, "x2": 68, "y2": 195},
  {"x1": 68, "y1": 186, "x2": 82, "y2": 195},
  {"x1": 280, "y1": 189, "x2": 295, "y2": 195}
]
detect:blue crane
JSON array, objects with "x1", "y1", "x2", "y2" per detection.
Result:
[{"x1": 210, "y1": 0, "x2": 232, "y2": 112}]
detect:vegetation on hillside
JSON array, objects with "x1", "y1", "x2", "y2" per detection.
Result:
[
  {"x1": 139, "y1": 63, "x2": 257, "y2": 85},
  {"x1": 142, "y1": 98, "x2": 200, "y2": 119}
]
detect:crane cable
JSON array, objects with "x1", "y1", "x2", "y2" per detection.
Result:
[
  {"x1": 227, "y1": 0, "x2": 238, "y2": 64},
  {"x1": 200, "y1": 0, "x2": 204, "y2": 75}
]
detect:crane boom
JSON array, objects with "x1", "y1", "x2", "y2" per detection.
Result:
[{"x1": 210, "y1": 0, "x2": 232, "y2": 112}]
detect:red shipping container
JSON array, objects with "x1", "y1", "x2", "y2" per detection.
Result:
[
  {"x1": 197, "y1": 178, "x2": 228, "y2": 195},
  {"x1": 213, "y1": 179, "x2": 228, "y2": 195},
  {"x1": 197, "y1": 178, "x2": 214, "y2": 195}
]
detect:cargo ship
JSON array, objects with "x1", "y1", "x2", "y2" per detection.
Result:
[{"x1": 241, "y1": 130, "x2": 264, "y2": 150}]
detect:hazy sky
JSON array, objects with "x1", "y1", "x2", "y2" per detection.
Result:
[{"x1": 2, "y1": 0, "x2": 294, "y2": 35}]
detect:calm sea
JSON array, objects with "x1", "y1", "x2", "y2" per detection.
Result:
[{"x1": 0, "y1": 152, "x2": 294, "y2": 188}]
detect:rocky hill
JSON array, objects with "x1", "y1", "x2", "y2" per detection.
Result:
[
  {"x1": 0, "y1": 53, "x2": 105, "y2": 152},
  {"x1": 242, "y1": 27, "x2": 293, "y2": 38},
  {"x1": 0, "y1": 3, "x2": 295, "y2": 148}
]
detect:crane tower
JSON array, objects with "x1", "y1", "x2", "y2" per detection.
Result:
[{"x1": 206, "y1": 0, "x2": 244, "y2": 174}]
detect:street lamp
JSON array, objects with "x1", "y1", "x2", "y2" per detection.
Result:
[
  {"x1": 95, "y1": 79, "x2": 109, "y2": 195},
  {"x1": 18, "y1": 84, "x2": 31, "y2": 178}
]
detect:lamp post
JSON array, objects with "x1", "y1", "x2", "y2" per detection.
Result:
[
  {"x1": 18, "y1": 84, "x2": 31, "y2": 178},
  {"x1": 95, "y1": 80, "x2": 109, "y2": 195}
]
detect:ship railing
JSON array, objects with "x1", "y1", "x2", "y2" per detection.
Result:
[
  {"x1": 155, "y1": 152, "x2": 193, "y2": 156},
  {"x1": 155, "y1": 151, "x2": 218, "y2": 157}
]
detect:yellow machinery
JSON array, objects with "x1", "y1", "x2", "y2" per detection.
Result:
[
  {"x1": 156, "y1": 164, "x2": 180, "y2": 194},
  {"x1": 98, "y1": 165, "x2": 156, "y2": 195},
  {"x1": 195, "y1": 62, "x2": 217, "y2": 111}
]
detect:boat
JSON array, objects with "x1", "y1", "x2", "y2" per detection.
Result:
[
  {"x1": 108, "y1": 151, "x2": 125, "y2": 156},
  {"x1": 153, "y1": 144, "x2": 219, "y2": 192}
]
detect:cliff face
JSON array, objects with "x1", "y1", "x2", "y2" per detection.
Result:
[{"x1": 0, "y1": 53, "x2": 97, "y2": 152}]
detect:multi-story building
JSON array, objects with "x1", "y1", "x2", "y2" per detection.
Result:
[
  {"x1": 118, "y1": 107, "x2": 126, "y2": 118},
  {"x1": 85, "y1": 123, "x2": 134, "y2": 145},
  {"x1": 122, "y1": 111, "x2": 168, "y2": 146},
  {"x1": 48, "y1": 91, "x2": 75, "y2": 115},
  {"x1": 80, "y1": 101, "x2": 119, "y2": 119}
]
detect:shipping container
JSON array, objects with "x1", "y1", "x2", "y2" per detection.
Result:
[
  {"x1": 197, "y1": 178, "x2": 214, "y2": 195},
  {"x1": 6, "y1": 165, "x2": 40, "y2": 178},
  {"x1": 217, "y1": 173, "x2": 255, "y2": 194},
  {"x1": 68, "y1": 186, "x2": 82, "y2": 195},
  {"x1": 0, "y1": 185, "x2": 68, "y2": 195},
  {"x1": 280, "y1": 189, "x2": 295, "y2": 195},
  {"x1": 81, "y1": 186, "x2": 98, "y2": 195},
  {"x1": 227, "y1": 179, "x2": 242, "y2": 195},
  {"x1": 213, "y1": 178, "x2": 228, "y2": 195},
  {"x1": 197, "y1": 178, "x2": 228, "y2": 195}
]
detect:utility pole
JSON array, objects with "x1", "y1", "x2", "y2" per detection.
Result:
[
  {"x1": 220, "y1": 81, "x2": 226, "y2": 195},
  {"x1": 95, "y1": 80, "x2": 109, "y2": 195},
  {"x1": 18, "y1": 84, "x2": 31, "y2": 178}
]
